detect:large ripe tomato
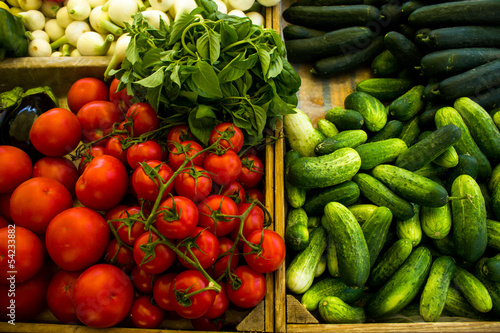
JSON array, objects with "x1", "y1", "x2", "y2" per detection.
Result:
[
  {"x1": 153, "y1": 272, "x2": 176, "y2": 311},
  {"x1": 0, "y1": 226, "x2": 44, "y2": 284},
  {"x1": 72, "y1": 263, "x2": 134, "y2": 328},
  {"x1": 133, "y1": 231, "x2": 176, "y2": 274},
  {"x1": 226, "y1": 265, "x2": 266, "y2": 309},
  {"x1": 109, "y1": 206, "x2": 146, "y2": 246},
  {"x1": 125, "y1": 102, "x2": 160, "y2": 137},
  {"x1": 132, "y1": 160, "x2": 174, "y2": 202},
  {"x1": 130, "y1": 265, "x2": 159, "y2": 294},
  {"x1": 156, "y1": 195, "x2": 198, "y2": 240},
  {"x1": 168, "y1": 140, "x2": 206, "y2": 172},
  {"x1": 32, "y1": 156, "x2": 79, "y2": 195},
  {"x1": 109, "y1": 78, "x2": 133, "y2": 112},
  {"x1": 220, "y1": 180, "x2": 246, "y2": 204},
  {"x1": 197, "y1": 194, "x2": 239, "y2": 237},
  {"x1": 209, "y1": 237, "x2": 239, "y2": 280},
  {"x1": 230, "y1": 203, "x2": 265, "y2": 248},
  {"x1": 203, "y1": 150, "x2": 242, "y2": 186},
  {"x1": 169, "y1": 269, "x2": 216, "y2": 319},
  {"x1": 78, "y1": 146, "x2": 106, "y2": 174},
  {"x1": 105, "y1": 134, "x2": 129, "y2": 165},
  {"x1": 0, "y1": 146, "x2": 32, "y2": 194},
  {"x1": 166, "y1": 124, "x2": 194, "y2": 150},
  {"x1": 203, "y1": 281, "x2": 229, "y2": 319},
  {"x1": 45, "y1": 207, "x2": 110, "y2": 271},
  {"x1": 130, "y1": 295, "x2": 165, "y2": 329},
  {"x1": 127, "y1": 140, "x2": 164, "y2": 169},
  {"x1": 238, "y1": 154, "x2": 264, "y2": 189},
  {"x1": 10, "y1": 177, "x2": 73, "y2": 234},
  {"x1": 104, "y1": 239, "x2": 135, "y2": 273},
  {"x1": 46, "y1": 269, "x2": 82, "y2": 324},
  {"x1": 177, "y1": 227, "x2": 220, "y2": 270},
  {"x1": 67, "y1": 77, "x2": 109, "y2": 114},
  {"x1": 209, "y1": 123, "x2": 244, "y2": 153},
  {"x1": 243, "y1": 229, "x2": 286, "y2": 274},
  {"x1": 75, "y1": 155, "x2": 129, "y2": 211},
  {"x1": 77, "y1": 101, "x2": 124, "y2": 145},
  {"x1": 174, "y1": 166, "x2": 213, "y2": 202},
  {"x1": 245, "y1": 187, "x2": 264, "y2": 203}
]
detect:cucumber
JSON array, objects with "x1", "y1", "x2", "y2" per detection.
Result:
[
  {"x1": 353, "y1": 172, "x2": 415, "y2": 220},
  {"x1": 318, "y1": 296, "x2": 366, "y2": 324},
  {"x1": 326, "y1": 234, "x2": 340, "y2": 278},
  {"x1": 446, "y1": 154, "x2": 479, "y2": 193},
  {"x1": 286, "y1": 147, "x2": 361, "y2": 189},
  {"x1": 489, "y1": 163, "x2": 500, "y2": 192},
  {"x1": 419, "y1": 256, "x2": 456, "y2": 322},
  {"x1": 452, "y1": 266, "x2": 493, "y2": 313},
  {"x1": 388, "y1": 85, "x2": 425, "y2": 122},
  {"x1": 483, "y1": 256, "x2": 500, "y2": 282},
  {"x1": 361, "y1": 206, "x2": 393, "y2": 267},
  {"x1": 344, "y1": 91, "x2": 387, "y2": 132},
  {"x1": 395, "y1": 204, "x2": 422, "y2": 247},
  {"x1": 316, "y1": 118, "x2": 339, "y2": 138},
  {"x1": 356, "y1": 138, "x2": 407, "y2": 170},
  {"x1": 420, "y1": 202, "x2": 452, "y2": 239},
  {"x1": 308, "y1": 215, "x2": 321, "y2": 230},
  {"x1": 414, "y1": 163, "x2": 447, "y2": 179},
  {"x1": 355, "y1": 78, "x2": 414, "y2": 102},
  {"x1": 475, "y1": 257, "x2": 500, "y2": 316},
  {"x1": 384, "y1": 30, "x2": 422, "y2": 68},
  {"x1": 367, "y1": 120, "x2": 404, "y2": 143},
  {"x1": 286, "y1": 226, "x2": 327, "y2": 294},
  {"x1": 470, "y1": 85, "x2": 500, "y2": 111},
  {"x1": 323, "y1": 202, "x2": 370, "y2": 288},
  {"x1": 432, "y1": 145, "x2": 459, "y2": 168},
  {"x1": 300, "y1": 277, "x2": 364, "y2": 311},
  {"x1": 371, "y1": 164, "x2": 449, "y2": 207},
  {"x1": 395, "y1": 124, "x2": 462, "y2": 172},
  {"x1": 348, "y1": 203, "x2": 378, "y2": 224},
  {"x1": 325, "y1": 107, "x2": 364, "y2": 131},
  {"x1": 314, "y1": 130, "x2": 368, "y2": 156},
  {"x1": 284, "y1": 108, "x2": 325, "y2": 157},
  {"x1": 284, "y1": 150, "x2": 307, "y2": 208},
  {"x1": 433, "y1": 233, "x2": 456, "y2": 257},
  {"x1": 316, "y1": 255, "x2": 327, "y2": 278},
  {"x1": 486, "y1": 219, "x2": 500, "y2": 251},
  {"x1": 401, "y1": 0, "x2": 426, "y2": 18},
  {"x1": 283, "y1": 25, "x2": 326, "y2": 40},
  {"x1": 491, "y1": 186, "x2": 500, "y2": 221},
  {"x1": 303, "y1": 180, "x2": 360, "y2": 216},
  {"x1": 371, "y1": 49, "x2": 404, "y2": 77},
  {"x1": 367, "y1": 238, "x2": 413, "y2": 288},
  {"x1": 285, "y1": 208, "x2": 310, "y2": 251},
  {"x1": 451, "y1": 174, "x2": 488, "y2": 263},
  {"x1": 398, "y1": 116, "x2": 421, "y2": 147},
  {"x1": 444, "y1": 286, "x2": 488, "y2": 320},
  {"x1": 290, "y1": 0, "x2": 364, "y2": 5},
  {"x1": 416, "y1": 26, "x2": 500, "y2": 50},
  {"x1": 365, "y1": 246, "x2": 432, "y2": 319},
  {"x1": 454, "y1": 97, "x2": 500, "y2": 160}
]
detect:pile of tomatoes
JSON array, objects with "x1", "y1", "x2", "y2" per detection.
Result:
[{"x1": 0, "y1": 77, "x2": 286, "y2": 330}]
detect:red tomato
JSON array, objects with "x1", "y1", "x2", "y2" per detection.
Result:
[
  {"x1": 132, "y1": 160, "x2": 174, "y2": 202},
  {"x1": 174, "y1": 166, "x2": 213, "y2": 202},
  {"x1": 125, "y1": 102, "x2": 160, "y2": 137},
  {"x1": 109, "y1": 78, "x2": 133, "y2": 112},
  {"x1": 191, "y1": 316, "x2": 226, "y2": 331},
  {"x1": 78, "y1": 146, "x2": 106, "y2": 174},
  {"x1": 168, "y1": 140, "x2": 206, "y2": 172},
  {"x1": 130, "y1": 295, "x2": 165, "y2": 329},
  {"x1": 32, "y1": 156, "x2": 79, "y2": 195},
  {"x1": 10, "y1": 177, "x2": 73, "y2": 234},
  {"x1": 75, "y1": 155, "x2": 129, "y2": 211},
  {"x1": 0, "y1": 216, "x2": 8, "y2": 228},
  {"x1": 72, "y1": 263, "x2": 134, "y2": 328},
  {"x1": 0, "y1": 146, "x2": 32, "y2": 194},
  {"x1": 169, "y1": 269, "x2": 216, "y2": 319},
  {"x1": 0, "y1": 226, "x2": 44, "y2": 284},
  {"x1": 109, "y1": 206, "x2": 146, "y2": 246},
  {"x1": 133, "y1": 231, "x2": 176, "y2": 274},
  {"x1": 243, "y1": 229, "x2": 286, "y2": 273},
  {"x1": 104, "y1": 239, "x2": 135, "y2": 273},
  {"x1": 105, "y1": 134, "x2": 129, "y2": 165},
  {"x1": 238, "y1": 154, "x2": 264, "y2": 189},
  {"x1": 220, "y1": 180, "x2": 246, "y2": 204},
  {"x1": 77, "y1": 101, "x2": 124, "y2": 145},
  {"x1": 127, "y1": 140, "x2": 164, "y2": 169},
  {"x1": 46, "y1": 269, "x2": 82, "y2": 324},
  {"x1": 197, "y1": 194, "x2": 239, "y2": 237},
  {"x1": 209, "y1": 123, "x2": 244, "y2": 153},
  {"x1": 67, "y1": 77, "x2": 109, "y2": 114},
  {"x1": 45, "y1": 207, "x2": 110, "y2": 271},
  {"x1": 156, "y1": 196, "x2": 198, "y2": 240},
  {"x1": 0, "y1": 193, "x2": 12, "y2": 221},
  {"x1": 226, "y1": 265, "x2": 266, "y2": 309},
  {"x1": 203, "y1": 150, "x2": 242, "y2": 186},
  {"x1": 130, "y1": 265, "x2": 159, "y2": 294},
  {"x1": 166, "y1": 124, "x2": 194, "y2": 150},
  {"x1": 245, "y1": 188, "x2": 264, "y2": 203},
  {"x1": 231, "y1": 203, "x2": 265, "y2": 248},
  {"x1": 177, "y1": 227, "x2": 220, "y2": 270},
  {"x1": 204, "y1": 282, "x2": 229, "y2": 319},
  {"x1": 209, "y1": 237, "x2": 239, "y2": 280},
  {"x1": 153, "y1": 272, "x2": 176, "y2": 311}
]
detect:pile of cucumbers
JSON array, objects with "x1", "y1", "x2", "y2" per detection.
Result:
[
  {"x1": 282, "y1": 0, "x2": 500, "y2": 109},
  {"x1": 283, "y1": 74, "x2": 500, "y2": 322}
]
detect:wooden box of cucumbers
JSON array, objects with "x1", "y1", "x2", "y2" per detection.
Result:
[{"x1": 274, "y1": 0, "x2": 500, "y2": 332}]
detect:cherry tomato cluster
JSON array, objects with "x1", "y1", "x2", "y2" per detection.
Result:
[{"x1": 0, "y1": 77, "x2": 286, "y2": 330}]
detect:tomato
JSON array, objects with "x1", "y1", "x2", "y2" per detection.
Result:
[
  {"x1": 125, "y1": 102, "x2": 160, "y2": 137},
  {"x1": 130, "y1": 265, "x2": 159, "y2": 294},
  {"x1": 77, "y1": 101, "x2": 124, "y2": 145},
  {"x1": 238, "y1": 154, "x2": 264, "y2": 189},
  {"x1": 226, "y1": 265, "x2": 266, "y2": 309},
  {"x1": 0, "y1": 226, "x2": 44, "y2": 284},
  {"x1": 104, "y1": 239, "x2": 135, "y2": 273},
  {"x1": 209, "y1": 237, "x2": 239, "y2": 280},
  {"x1": 78, "y1": 146, "x2": 106, "y2": 174},
  {"x1": 191, "y1": 316, "x2": 226, "y2": 331},
  {"x1": 0, "y1": 216, "x2": 8, "y2": 228},
  {"x1": 75, "y1": 155, "x2": 129, "y2": 211},
  {"x1": 243, "y1": 229, "x2": 286, "y2": 274},
  {"x1": 46, "y1": 269, "x2": 82, "y2": 324},
  {"x1": 169, "y1": 269, "x2": 216, "y2": 319},
  {"x1": 0, "y1": 193, "x2": 11, "y2": 221},
  {"x1": 127, "y1": 140, "x2": 164, "y2": 169},
  {"x1": 168, "y1": 140, "x2": 206, "y2": 172},
  {"x1": 67, "y1": 77, "x2": 109, "y2": 114},
  {"x1": 32, "y1": 156, "x2": 79, "y2": 195},
  {"x1": 109, "y1": 206, "x2": 146, "y2": 246},
  {"x1": 174, "y1": 165, "x2": 213, "y2": 202},
  {"x1": 0, "y1": 145, "x2": 32, "y2": 194},
  {"x1": 220, "y1": 180, "x2": 246, "y2": 204},
  {"x1": 132, "y1": 160, "x2": 174, "y2": 202},
  {"x1": 197, "y1": 194, "x2": 239, "y2": 237},
  {"x1": 156, "y1": 196, "x2": 198, "y2": 240},
  {"x1": 73, "y1": 263, "x2": 134, "y2": 328},
  {"x1": 245, "y1": 188, "x2": 264, "y2": 203},
  {"x1": 153, "y1": 272, "x2": 176, "y2": 311},
  {"x1": 105, "y1": 134, "x2": 129, "y2": 165},
  {"x1": 204, "y1": 282, "x2": 229, "y2": 319},
  {"x1": 130, "y1": 294, "x2": 165, "y2": 329},
  {"x1": 203, "y1": 150, "x2": 242, "y2": 186},
  {"x1": 230, "y1": 203, "x2": 265, "y2": 248},
  {"x1": 177, "y1": 227, "x2": 220, "y2": 270},
  {"x1": 166, "y1": 124, "x2": 194, "y2": 150},
  {"x1": 209, "y1": 123, "x2": 244, "y2": 153},
  {"x1": 133, "y1": 231, "x2": 176, "y2": 274},
  {"x1": 10, "y1": 177, "x2": 73, "y2": 234},
  {"x1": 45, "y1": 207, "x2": 110, "y2": 271},
  {"x1": 109, "y1": 78, "x2": 133, "y2": 112}
]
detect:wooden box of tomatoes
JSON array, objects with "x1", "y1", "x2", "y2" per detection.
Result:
[{"x1": 0, "y1": 4, "x2": 287, "y2": 333}]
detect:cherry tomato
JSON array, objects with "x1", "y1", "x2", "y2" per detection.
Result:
[
  {"x1": 168, "y1": 140, "x2": 206, "y2": 172},
  {"x1": 130, "y1": 295, "x2": 165, "y2": 329},
  {"x1": 109, "y1": 78, "x2": 133, "y2": 112},
  {"x1": 230, "y1": 203, "x2": 265, "y2": 249},
  {"x1": 177, "y1": 227, "x2": 220, "y2": 270},
  {"x1": 156, "y1": 196, "x2": 198, "y2": 240},
  {"x1": 77, "y1": 101, "x2": 124, "y2": 145},
  {"x1": 130, "y1": 265, "x2": 159, "y2": 294},
  {"x1": 133, "y1": 231, "x2": 176, "y2": 274},
  {"x1": 132, "y1": 160, "x2": 174, "y2": 202},
  {"x1": 45, "y1": 207, "x2": 110, "y2": 271},
  {"x1": 226, "y1": 265, "x2": 266, "y2": 309},
  {"x1": 209, "y1": 237, "x2": 239, "y2": 280},
  {"x1": 125, "y1": 102, "x2": 160, "y2": 137},
  {"x1": 104, "y1": 239, "x2": 135, "y2": 273},
  {"x1": 245, "y1": 188, "x2": 264, "y2": 203},
  {"x1": 153, "y1": 272, "x2": 176, "y2": 311},
  {"x1": 109, "y1": 206, "x2": 146, "y2": 246},
  {"x1": 166, "y1": 124, "x2": 194, "y2": 150},
  {"x1": 78, "y1": 146, "x2": 106, "y2": 174},
  {"x1": 32, "y1": 156, "x2": 79, "y2": 195},
  {"x1": 203, "y1": 282, "x2": 229, "y2": 319},
  {"x1": 238, "y1": 154, "x2": 264, "y2": 189},
  {"x1": 174, "y1": 165, "x2": 213, "y2": 202},
  {"x1": 209, "y1": 123, "x2": 244, "y2": 153},
  {"x1": 203, "y1": 150, "x2": 242, "y2": 186},
  {"x1": 220, "y1": 180, "x2": 246, "y2": 204},
  {"x1": 72, "y1": 263, "x2": 134, "y2": 328},
  {"x1": 105, "y1": 134, "x2": 129, "y2": 165},
  {"x1": 46, "y1": 269, "x2": 82, "y2": 324},
  {"x1": 243, "y1": 229, "x2": 286, "y2": 274},
  {"x1": 127, "y1": 140, "x2": 164, "y2": 169},
  {"x1": 67, "y1": 77, "x2": 109, "y2": 114},
  {"x1": 197, "y1": 194, "x2": 239, "y2": 237}
]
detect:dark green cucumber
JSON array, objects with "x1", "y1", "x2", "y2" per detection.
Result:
[
  {"x1": 384, "y1": 30, "x2": 422, "y2": 68},
  {"x1": 416, "y1": 26, "x2": 500, "y2": 50},
  {"x1": 367, "y1": 120, "x2": 404, "y2": 143},
  {"x1": 290, "y1": 0, "x2": 364, "y2": 5},
  {"x1": 287, "y1": 147, "x2": 361, "y2": 189},
  {"x1": 475, "y1": 257, "x2": 500, "y2": 316},
  {"x1": 355, "y1": 138, "x2": 407, "y2": 170},
  {"x1": 285, "y1": 208, "x2": 310, "y2": 251},
  {"x1": 326, "y1": 234, "x2": 340, "y2": 278},
  {"x1": 489, "y1": 162, "x2": 500, "y2": 192},
  {"x1": 367, "y1": 238, "x2": 413, "y2": 288},
  {"x1": 395, "y1": 204, "x2": 422, "y2": 246},
  {"x1": 491, "y1": 186, "x2": 500, "y2": 221},
  {"x1": 470, "y1": 85, "x2": 500, "y2": 110},
  {"x1": 284, "y1": 150, "x2": 307, "y2": 209},
  {"x1": 371, "y1": 49, "x2": 404, "y2": 77},
  {"x1": 323, "y1": 202, "x2": 370, "y2": 288},
  {"x1": 353, "y1": 172, "x2": 415, "y2": 220},
  {"x1": 432, "y1": 145, "x2": 459, "y2": 168},
  {"x1": 365, "y1": 246, "x2": 432, "y2": 319},
  {"x1": 398, "y1": 116, "x2": 421, "y2": 147},
  {"x1": 344, "y1": 90, "x2": 387, "y2": 132},
  {"x1": 361, "y1": 206, "x2": 393, "y2": 267},
  {"x1": 308, "y1": 215, "x2": 321, "y2": 230},
  {"x1": 348, "y1": 203, "x2": 378, "y2": 224},
  {"x1": 283, "y1": 24, "x2": 326, "y2": 40},
  {"x1": 483, "y1": 256, "x2": 500, "y2": 282},
  {"x1": 452, "y1": 266, "x2": 493, "y2": 313},
  {"x1": 444, "y1": 286, "x2": 488, "y2": 320},
  {"x1": 282, "y1": 5, "x2": 382, "y2": 31},
  {"x1": 300, "y1": 277, "x2": 364, "y2": 311},
  {"x1": 395, "y1": 124, "x2": 462, "y2": 172},
  {"x1": 372, "y1": 164, "x2": 449, "y2": 207},
  {"x1": 355, "y1": 78, "x2": 414, "y2": 101},
  {"x1": 388, "y1": 85, "x2": 425, "y2": 122},
  {"x1": 314, "y1": 130, "x2": 368, "y2": 156},
  {"x1": 420, "y1": 202, "x2": 452, "y2": 240},
  {"x1": 316, "y1": 118, "x2": 339, "y2": 138},
  {"x1": 318, "y1": 297, "x2": 366, "y2": 324},
  {"x1": 419, "y1": 255, "x2": 456, "y2": 322},
  {"x1": 433, "y1": 233, "x2": 456, "y2": 257},
  {"x1": 446, "y1": 154, "x2": 479, "y2": 193},
  {"x1": 451, "y1": 174, "x2": 488, "y2": 263},
  {"x1": 487, "y1": 219, "x2": 500, "y2": 251},
  {"x1": 414, "y1": 163, "x2": 447, "y2": 178},
  {"x1": 401, "y1": 0, "x2": 426, "y2": 18},
  {"x1": 325, "y1": 107, "x2": 364, "y2": 131},
  {"x1": 303, "y1": 180, "x2": 360, "y2": 216}
]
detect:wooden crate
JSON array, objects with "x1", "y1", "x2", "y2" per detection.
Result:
[
  {"x1": 272, "y1": 1, "x2": 500, "y2": 332},
  {"x1": 0, "y1": 6, "x2": 279, "y2": 333}
]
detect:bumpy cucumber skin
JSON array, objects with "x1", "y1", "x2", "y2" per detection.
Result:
[
  {"x1": 486, "y1": 219, "x2": 500, "y2": 251},
  {"x1": 314, "y1": 130, "x2": 368, "y2": 156},
  {"x1": 452, "y1": 266, "x2": 493, "y2": 313},
  {"x1": 348, "y1": 203, "x2": 379, "y2": 224},
  {"x1": 325, "y1": 107, "x2": 365, "y2": 131},
  {"x1": 355, "y1": 78, "x2": 414, "y2": 101},
  {"x1": 484, "y1": 256, "x2": 500, "y2": 282},
  {"x1": 444, "y1": 286, "x2": 488, "y2": 320},
  {"x1": 420, "y1": 256, "x2": 456, "y2": 322},
  {"x1": 301, "y1": 277, "x2": 364, "y2": 311},
  {"x1": 420, "y1": 202, "x2": 452, "y2": 240},
  {"x1": 371, "y1": 49, "x2": 404, "y2": 77},
  {"x1": 285, "y1": 208, "x2": 310, "y2": 251},
  {"x1": 319, "y1": 296, "x2": 366, "y2": 324},
  {"x1": 446, "y1": 154, "x2": 479, "y2": 193},
  {"x1": 284, "y1": 108, "x2": 325, "y2": 158},
  {"x1": 475, "y1": 257, "x2": 500, "y2": 316},
  {"x1": 389, "y1": 85, "x2": 425, "y2": 122},
  {"x1": 344, "y1": 91, "x2": 388, "y2": 132},
  {"x1": 317, "y1": 118, "x2": 339, "y2": 138},
  {"x1": 368, "y1": 120, "x2": 404, "y2": 143},
  {"x1": 303, "y1": 180, "x2": 360, "y2": 216},
  {"x1": 398, "y1": 116, "x2": 421, "y2": 147},
  {"x1": 355, "y1": 138, "x2": 407, "y2": 170},
  {"x1": 285, "y1": 150, "x2": 307, "y2": 208},
  {"x1": 326, "y1": 234, "x2": 340, "y2": 278},
  {"x1": 361, "y1": 206, "x2": 393, "y2": 268},
  {"x1": 367, "y1": 238, "x2": 413, "y2": 288},
  {"x1": 395, "y1": 205, "x2": 422, "y2": 247}
]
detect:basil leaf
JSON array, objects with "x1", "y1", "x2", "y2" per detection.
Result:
[
  {"x1": 268, "y1": 56, "x2": 283, "y2": 79},
  {"x1": 196, "y1": 29, "x2": 221, "y2": 64},
  {"x1": 191, "y1": 60, "x2": 223, "y2": 98},
  {"x1": 188, "y1": 104, "x2": 217, "y2": 145},
  {"x1": 255, "y1": 44, "x2": 271, "y2": 80},
  {"x1": 220, "y1": 21, "x2": 238, "y2": 48},
  {"x1": 135, "y1": 67, "x2": 165, "y2": 88}
]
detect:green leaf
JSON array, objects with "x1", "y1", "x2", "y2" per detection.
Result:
[
  {"x1": 146, "y1": 85, "x2": 162, "y2": 112},
  {"x1": 191, "y1": 60, "x2": 223, "y2": 98},
  {"x1": 135, "y1": 67, "x2": 165, "y2": 88},
  {"x1": 168, "y1": 12, "x2": 196, "y2": 46},
  {"x1": 142, "y1": 48, "x2": 165, "y2": 69},
  {"x1": 217, "y1": 52, "x2": 246, "y2": 83},
  {"x1": 256, "y1": 44, "x2": 271, "y2": 80},
  {"x1": 220, "y1": 21, "x2": 238, "y2": 48},
  {"x1": 268, "y1": 56, "x2": 283, "y2": 79},
  {"x1": 196, "y1": 29, "x2": 221, "y2": 64},
  {"x1": 125, "y1": 35, "x2": 141, "y2": 65},
  {"x1": 188, "y1": 104, "x2": 217, "y2": 145}
]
